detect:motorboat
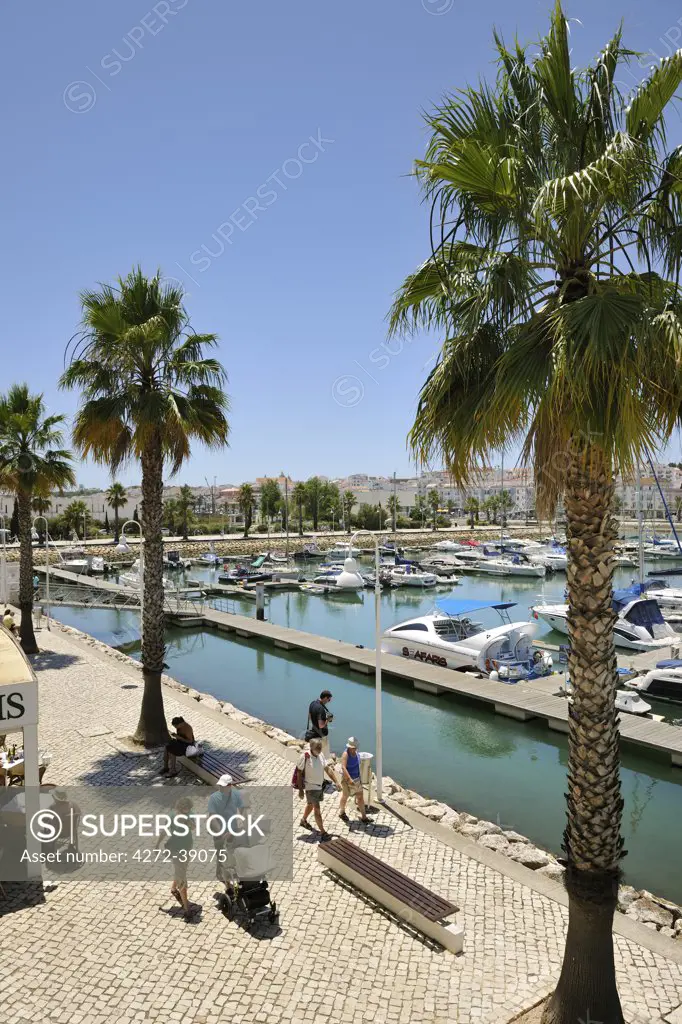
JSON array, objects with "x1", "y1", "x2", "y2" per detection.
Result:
[
  {"x1": 326, "y1": 544, "x2": 362, "y2": 559},
  {"x1": 165, "y1": 551, "x2": 192, "y2": 570},
  {"x1": 431, "y1": 540, "x2": 463, "y2": 553},
  {"x1": 525, "y1": 543, "x2": 567, "y2": 572},
  {"x1": 389, "y1": 565, "x2": 438, "y2": 588},
  {"x1": 293, "y1": 542, "x2": 325, "y2": 562},
  {"x1": 60, "y1": 549, "x2": 90, "y2": 575},
  {"x1": 379, "y1": 542, "x2": 403, "y2": 557},
  {"x1": 418, "y1": 556, "x2": 466, "y2": 577},
  {"x1": 311, "y1": 557, "x2": 365, "y2": 591},
  {"x1": 643, "y1": 538, "x2": 682, "y2": 560},
  {"x1": 625, "y1": 578, "x2": 682, "y2": 610},
  {"x1": 472, "y1": 552, "x2": 546, "y2": 578},
  {"x1": 118, "y1": 560, "x2": 177, "y2": 592},
  {"x1": 532, "y1": 591, "x2": 680, "y2": 651},
  {"x1": 614, "y1": 554, "x2": 637, "y2": 567},
  {"x1": 89, "y1": 556, "x2": 105, "y2": 575},
  {"x1": 625, "y1": 659, "x2": 682, "y2": 703},
  {"x1": 196, "y1": 551, "x2": 222, "y2": 566},
  {"x1": 381, "y1": 598, "x2": 538, "y2": 671}
]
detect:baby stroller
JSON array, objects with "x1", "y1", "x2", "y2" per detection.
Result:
[{"x1": 217, "y1": 838, "x2": 279, "y2": 929}]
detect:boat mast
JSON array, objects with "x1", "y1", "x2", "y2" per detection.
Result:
[
  {"x1": 500, "y1": 451, "x2": 504, "y2": 549},
  {"x1": 645, "y1": 448, "x2": 682, "y2": 555},
  {"x1": 284, "y1": 474, "x2": 289, "y2": 558},
  {"x1": 392, "y1": 470, "x2": 397, "y2": 542},
  {"x1": 636, "y1": 459, "x2": 644, "y2": 585}
]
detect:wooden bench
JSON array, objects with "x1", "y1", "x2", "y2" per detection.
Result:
[
  {"x1": 179, "y1": 748, "x2": 248, "y2": 787},
  {"x1": 318, "y1": 837, "x2": 464, "y2": 954}
]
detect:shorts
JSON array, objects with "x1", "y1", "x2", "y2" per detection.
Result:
[
  {"x1": 342, "y1": 777, "x2": 363, "y2": 797},
  {"x1": 305, "y1": 788, "x2": 324, "y2": 805},
  {"x1": 173, "y1": 857, "x2": 188, "y2": 888}
]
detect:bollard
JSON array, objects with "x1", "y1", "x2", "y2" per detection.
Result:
[{"x1": 255, "y1": 582, "x2": 266, "y2": 621}]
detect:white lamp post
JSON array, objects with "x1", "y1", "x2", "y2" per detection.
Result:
[
  {"x1": 116, "y1": 519, "x2": 143, "y2": 617},
  {"x1": 32, "y1": 515, "x2": 51, "y2": 631},
  {"x1": 351, "y1": 529, "x2": 383, "y2": 803}
]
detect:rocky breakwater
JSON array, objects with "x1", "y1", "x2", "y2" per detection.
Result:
[{"x1": 51, "y1": 619, "x2": 681, "y2": 943}]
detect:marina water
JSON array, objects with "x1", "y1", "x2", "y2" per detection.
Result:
[{"x1": 49, "y1": 553, "x2": 682, "y2": 904}]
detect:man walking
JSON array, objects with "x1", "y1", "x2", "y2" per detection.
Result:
[
  {"x1": 307, "y1": 689, "x2": 333, "y2": 758},
  {"x1": 297, "y1": 738, "x2": 339, "y2": 841}
]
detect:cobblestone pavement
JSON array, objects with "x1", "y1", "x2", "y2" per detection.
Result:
[{"x1": 1, "y1": 626, "x2": 682, "y2": 1024}]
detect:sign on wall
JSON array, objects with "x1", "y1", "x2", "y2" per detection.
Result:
[{"x1": 0, "y1": 683, "x2": 38, "y2": 728}]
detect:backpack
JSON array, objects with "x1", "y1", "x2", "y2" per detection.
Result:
[{"x1": 291, "y1": 752, "x2": 310, "y2": 790}]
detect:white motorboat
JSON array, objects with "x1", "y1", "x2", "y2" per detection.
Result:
[
  {"x1": 526, "y1": 544, "x2": 568, "y2": 572},
  {"x1": 89, "y1": 556, "x2": 105, "y2": 575},
  {"x1": 531, "y1": 591, "x2": 680, "y2": 652},
  {"x1": 196, "y1": 551, "x2": 222, "y2": 566},
  {"x1": 630, "y1": 578, "x2": 682, "y2": 610},
  {"x1": 625, "y1": 659, "x2": 682, "y2": 703},
  {"x1": 326, "y1": 544, "x2": 361, "y2": 559},
  {"x1": 418, "y1": 556, "x2": 466, "y2": 577},
  {"x1": 118, "y1": 560, "x2": 177, "y2": 593},
  {"x1": 431, "y1": 540, "x2": 462, "y2": 553},
  {"x1": 389, "y1": 566, "x2": 438, "y2": 588},
  {"x1": 381, "y1": 598, "x2": 538, "y2": 671},
  {"x1": 60, "y1": 550, "x2": 90, "y2": 575},
  {"x1": 473, "y1": 554, "x2": 546, "y2": 578},
  {"x1": 311, "y1": 557, "x2": 364, "y2": 591},
  {"x1": 614, "y1": 554, "x2": 637, "y2": 567}
]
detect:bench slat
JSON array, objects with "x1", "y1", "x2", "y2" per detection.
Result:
[
  {"x1": 181, "y1": 751, "x2": 248, "y2": 786},
  {"x1": 322, "y1": 838, "x2": 456, "y2": 922}
]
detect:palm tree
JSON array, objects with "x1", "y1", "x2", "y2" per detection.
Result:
[
  {"x1": 62, "y1": 499, "x2": 91, "y2": 539},
  {"x1": 463, "y1": 496, "x2": 479, "y2": 530},
  {"x1": 292, "y1": 482, "x2": 306, "y2": 536},
  {"x1": 177, "y1": 484, "x2": 194, "y2": 540},
  {"x1": 106, "y1": 482, "x2": 128, "y2": 542},
  {"x1": 31, "y1": 494, "x2": 51, "y2": 516},
  {"x1": 427, "y1": 489, "x2": 440, "y2": 530},
  {"x1": 0, "y1": 385, "x2": 74, "y2": 653},
  {"x1": 389, "y1": 8, "x2": 682, "y2": 1019},
  {"x1": 238, "y1": 483, "x2": 255, "y2": 538},
  {"x1": 342, "y1": 490, "x2": 356, "y2": 533},
  {"x1": 60, "y1": 268, "x2": 229, "y2": 746}
]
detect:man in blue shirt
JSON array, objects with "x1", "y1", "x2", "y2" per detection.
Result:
[{"x1": 207, "y1": 773, "x2": 244, "y2": 883}]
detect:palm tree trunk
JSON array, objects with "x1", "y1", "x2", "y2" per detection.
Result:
[
  {"x1": 113, "y1": 507, "x2": 120, "y2": 544},
  {"x1": 298, "y1": 507, "x2": 303, "y2": 537},
  {"x1": 133, "y1": 437, "x2": 169, "y2": 747},
  {"x1": 17, "y1": 491, "x2": 38, "y2": 654},
  {"x1": 542, "y1": 445, "x2": 624, "y2": 1024}
]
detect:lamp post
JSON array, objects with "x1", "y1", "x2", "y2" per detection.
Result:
[
  {"x1": 32, "y1": 515, "x2": 51, "y2": 631},
  {"x1": 351, "y1": 529, "x2": 382, "y2": 803},
  {"x1": 82, "y1": 512, "x2": 87, "y2": 544},
  {"x1": 0, "y1": 513, "x2": 7, "y2": 607},
  {"x1": 117, "y1": 520, "x2": 143, "y2": 617}
]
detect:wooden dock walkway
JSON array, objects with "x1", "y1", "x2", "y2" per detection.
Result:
[{"x1": 199, "y1": 606, "x2": 682, "y2": 767}]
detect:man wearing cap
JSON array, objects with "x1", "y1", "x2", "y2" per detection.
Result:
[
  {"x1": 338, "y1": 738, "x2": 370, "y2": 824},
  {"x1": 207, "y1": 774, "x2": 244, "y2": 882}
]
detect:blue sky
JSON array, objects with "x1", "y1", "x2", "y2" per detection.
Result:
[{"x1": 2, "y1": 0, "x2": 682, "y2": 487}]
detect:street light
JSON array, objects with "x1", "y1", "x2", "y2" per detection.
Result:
[
  {"x1": 32, "y1": 515, "x2": 51, "y2": 631},
  {"x1": 116, "y1": 519, "x2": 143, "y2": 617},
  {"x1": 351, "y1": 529, "x2": 383, "y2": 804},
  {"x1": 0, "y1": 513, "x2": 7, "y2": 607}
]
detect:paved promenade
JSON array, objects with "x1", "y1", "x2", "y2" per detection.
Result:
[{"x1": 2, "y1": 625, "x2": 682, "y2": 1024}]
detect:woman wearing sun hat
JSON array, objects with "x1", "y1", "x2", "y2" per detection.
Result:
[{"x1": 339, "y1": 737, "x2": 370, "y2": 824}]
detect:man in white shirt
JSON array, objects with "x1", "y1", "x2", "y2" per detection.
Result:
[{"x1": 297, "y1": 738, "x2": 339, "y2": 841}]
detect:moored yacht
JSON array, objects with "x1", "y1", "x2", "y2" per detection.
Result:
[
  {"x1": 625, "y1": 659, "x2": 682, "y2": 703},
  {"x1": 532, "y1": 591, "x2": 680, "y2": 651},
  {"x1": 381, "y1": 598, "x2": 538, "y2": 670},
  {"x1": 389, "y1": 565, "x2": 438, "y2": 588}
]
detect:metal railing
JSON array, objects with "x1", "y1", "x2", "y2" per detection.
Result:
[{"x1": 34, "y1": 583, "x2": 206, "y2": 617}]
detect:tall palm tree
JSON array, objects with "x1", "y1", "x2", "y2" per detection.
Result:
[
  {"x1": 292, "y1": 482, "x2": 306, "y2": 536},
  {"x1": 342, "y1": 490, "x2": 356, "y2": 533},
  {"x1": 389, "y1": 8, "x2": 682, "y2": 1020},
  {"x1": 61, "y1": 499, "x2": 91, "y2": 539},
  {"x1": 177, "y1": 484, "x2": 194, "y2": 540},
  {"x1": 31, "y1": 494, "x2": 51, "y2": 516},
  {"x1": 238, "y1": 483, "x2": 255, "y2": 538},
  {"x1": 106, "y1": 481, "x2": 128, "y2": 542},
  {"x1": 463, "y1": 496, "x2": 479, "y2": 530},
  {"x1": 60, "y1": 268, "x2": 230, "y2": 746},
  {"x1": 0, "y1": 385, "x2": 75, "y2": 653}
]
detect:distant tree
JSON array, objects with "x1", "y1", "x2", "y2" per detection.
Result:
[
  {"x1": 292, "y1": 482, "x2": 306, "y2": 536},
  {"x1": 133, "y1": 505, "x2": 139, "y2": 524},
  {"x1": 163, "y1": 498, "x2": 179, "y2": 535},
  {"x1": 498, "y1": 489, "x2": 514, "y2": 527},
  {"x1": 427, "y1": 489, "x2": 440, "y2": 530},
  {"x1": 238, "y1": 483, "x2": 255, "y2": 537},
  {"x1": 106, "y1": 482, "x2": 128, "y2": 542},
  {"x1": 177, "y1": 484, "x2": 194, "y2": 540},
  {"x1": 304, "y1": 476, "x2": 323, "y2": 531},
  {"x1": 342, "y1": 490, "x2": 356, "y2": 532},
  {"x1": 463, "y1": 496, "x2": 479, "y2": 529},
  {"x1": 387, "y1": 494, "x2": 400, "y2": 531},
  {"x1": 104, "y1": 509, "x2": 110, "y2": 532},
  {"x1": 31, "y1": 494, "x2": 51, "y2": 516},
  {"x1": 62, "y1": 500, "x2": 91, "y2": 539},
  {"x1": 259, "y1": 479, "x2": 282, "y2": 528},
  {"x1": 675, "y1": 496, "x2": 682, "y2": 523},
  {"x1": 320, "y1": 481, "x2": 341, "y2": 529}
]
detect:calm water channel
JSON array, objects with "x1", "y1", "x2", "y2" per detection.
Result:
[{"x1": 50, "y1": 552, "x2": 682, "y2": 902}]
